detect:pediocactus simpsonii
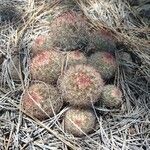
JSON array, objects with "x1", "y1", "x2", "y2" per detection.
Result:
[
  {"x1": 88, "y1": 51, "x2": 117, "y2": 79},
  {"x1": 58, "y1": 64, "x2": 104, "y2": 106},
  {"x1": 64, "y1": 50, "x2": 87, "y2": 68},
  {"x1": 30, "y1": 50, "x2": 63, "y2": 84},
  {"x1": 48, "y1": 10, "x2": 88, "y2": 51},
  {"x1": 101, "y1": 85, "x2": 123, "y2": 108},
  {"x1": 63, "y1": 107, "x2": 96, "y2": 136},
  {"x1": 22, "y1": 82, "x2": 63, "y2": 120}
]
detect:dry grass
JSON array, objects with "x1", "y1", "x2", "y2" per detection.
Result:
[{"x1": 0, "y1": 0, "x2": 150, "y2": 149}]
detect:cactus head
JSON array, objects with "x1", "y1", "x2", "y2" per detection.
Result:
[
  {"x1": 63, "y1": 108, "x2": 96, "y2": 136},
  {"x1": 31, "y1": 35, "x2": 47, "y2": 55},
  {"x1": 101, "y1": 85, "x2": 123, "y2": 108},
  {"x1": 22, "y1": 83, "x2": 62, "y2": 120},
  {"x1": 64, "y1": 50, "x2": 87, "y2": 68},
  {"x1": 89, "y1": 52, "x2": 117, "y2": 79},
  {"x1": 58, "y1": 64, "x2": 104, "y2": 106},
  {"x1": 30, "y1": 50, "x2": 63, "y2": 84},
  {"x1": 48, "y1": 11, "x2": 88, "y2": 51}
]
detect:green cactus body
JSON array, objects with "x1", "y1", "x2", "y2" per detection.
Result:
[
  {"x1": 101, "y1": 85, "x2": 123, "y2": 108},
  {"x1": 22, "y1": 83, "x2": 62, "y2": 120},
  {"x1": 89, "y1": 52, "x2": 117, "y2": 79},
  {"x1": 58, "y1": 64, "x2": 104, "y2": 106},
  {"x1": 30, "y1": 50, "x2": 63, "y2": 84},
  {"x1": 63, "y1": 108, "x2": 96, "y2": 136}
]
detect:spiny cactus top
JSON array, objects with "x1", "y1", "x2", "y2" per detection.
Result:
[
  {"x1": 22, "y1": 82, "x2": 62, "y2": 120},
  {"x1": 58, "y1": 64, "x2": 104, "y2": 106},
  {"x1": 30, "y1": 50, "x2": 63, "y2": 84},
  {"x1": 89, "y1": 51, "x2": 117, "y2": 79},
  {"x1": 101, "y1": 85, "x2": 123, "y2": 108},
  {"x1": 63, "y1": 107, "x2": 96, "y2": 136}
]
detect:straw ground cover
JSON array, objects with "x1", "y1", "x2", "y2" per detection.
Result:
[{"x1": 0, "y1": 0, "x2": 150, "y2": 149}]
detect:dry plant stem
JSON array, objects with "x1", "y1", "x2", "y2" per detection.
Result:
[
  {"x1": 7, "y1": 100, "x2": 79, "y2": 150},
  {"x1": 5, "y1": 124, "x2": 15, "y2": 150},
  {"x1": 1, "y1": 1, "x2": 149, "y2": 149}
]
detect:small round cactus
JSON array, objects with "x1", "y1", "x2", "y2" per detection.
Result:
[
  {"x1": 30, "y1": 50, "x2": 63, "y2": 84},
  {"x1": 31, "y1": 35, "x2": 48, "y2": 55},
  {"x1": 88, "y1": 29, "x2": 117, "y2": 52},
  {"x1": 64, "y1": 50, "x2": 87, "y2": 68},
  {"x1": 48, "y1": 11, "x2": 88, "y2": 51},
  {"x1": 58, "y1": 64, "x2": 104, "y2": 106},
  {"x1": 119, "y1": 52, "x2": 133, "y2": 64},
  {"x1": 63, "y1": 108, "x2": 96, "y2": 136},
  {"x1": 101, "y1": 85, "x2": 123, "y2": 108},
  {"x1": 22, "y1": 82, "x2": 62, "y2": 120},
  {"x1": 88, "y1": 52, "x2": 117, "y2": 79}
]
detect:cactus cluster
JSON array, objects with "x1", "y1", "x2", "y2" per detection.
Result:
[{"x1": 21, "y1": 9, "x2": 123, "y2": 137}]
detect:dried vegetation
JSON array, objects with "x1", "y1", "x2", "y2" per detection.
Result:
[{"x1": 0, "y1": 0, "x2": 149, "y2": 149}]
